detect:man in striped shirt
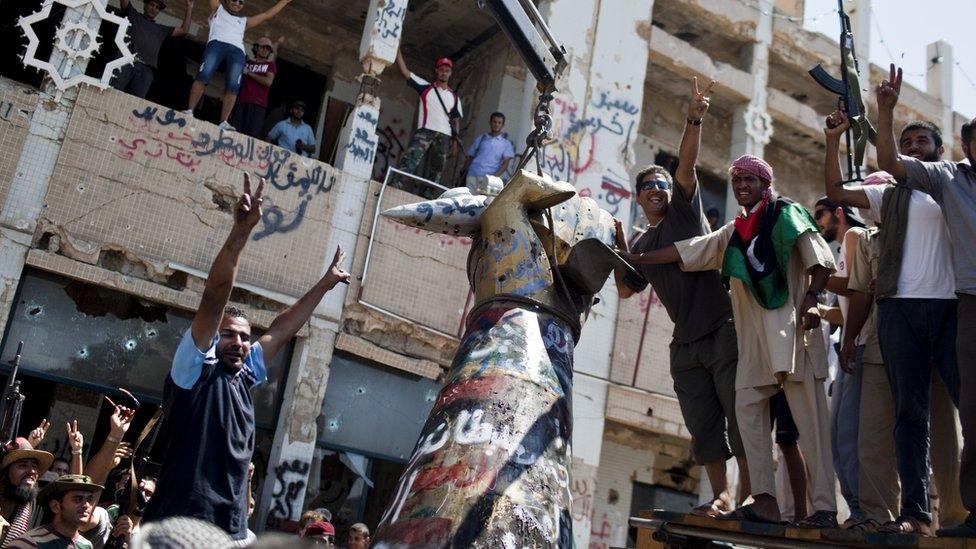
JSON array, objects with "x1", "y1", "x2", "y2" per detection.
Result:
[{"x1": 7, "y1": 475, "x2": 102, "y2": 549}]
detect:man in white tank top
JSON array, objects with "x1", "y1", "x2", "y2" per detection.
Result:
[{"x1": 184, "y1": 0, "x2": 294, "y2": 131}]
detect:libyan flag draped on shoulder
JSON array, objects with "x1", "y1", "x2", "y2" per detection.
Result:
[{"x1": 721, "y1": 196, "x2": 820, "y2": 310}]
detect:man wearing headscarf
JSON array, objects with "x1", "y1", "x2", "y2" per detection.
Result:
[{"x1": 624, "y1": 154, "x2": 838, "y2": 528}]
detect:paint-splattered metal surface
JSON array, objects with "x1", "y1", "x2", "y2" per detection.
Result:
[
  {"x1": 374, "y1": 171, "x2": 629, "y2": 548},
  {"x1": 374, "y1": 305, "x2": 574, "y2": 548}
]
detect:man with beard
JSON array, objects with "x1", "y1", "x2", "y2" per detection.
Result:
[
  {"x1": 614, "y1": 78, "x2": 746, "y2": 517},
  {"x1": 875, "y1": 64, "x2": 976, "y2": 538},
  {"x1": 624, "y1": 155, "x2": 838, "y2": 528},
  {"x1": 812, "y1": 194, "x2": 867, "y2": 527},
  {"x1": 824, "y1": 106, "x2": 962, "y2": 535},
  {"x1": 140, "y1": 174, "x2": 350, "y2": 543},
  {"x1": 393, "y1": 50, "x2": 462, "y2": 190},
  {"x1": 0, "y1": 439, "x2": 54, "y2": 547},
  {"x1": 8, "y1": 475, "x2": 102, "y2": 549}
]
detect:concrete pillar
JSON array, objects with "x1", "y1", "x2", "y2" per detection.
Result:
[
  {"x1": 926, "y1": 40, "x2": 956, "y2": 155},
  {"x1": 538, "y1": 0, "x2": 653, "y2": 545},
  {"x1": 0, "y1": 2, "x2": 112, "y2": 333},
  {"x1": 724, "y1": 9, "x2": 774, "y2": 220},
  {"x1": 256, "y1": 0, "x2": 407, "y2": 531}
]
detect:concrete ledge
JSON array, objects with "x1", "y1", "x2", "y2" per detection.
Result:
[
  {"x1": 24, "y1": 249, "x2": 303, "y2": 333},
  {"x1": 649, "y1": 27, "x2": 752, "y2": 103},
  {"x1": 335, "y1": 332, "x2": 443, "y2": 380},
  {"x1": 605, "y1": 384, "x2": 689, "y2": 440}
]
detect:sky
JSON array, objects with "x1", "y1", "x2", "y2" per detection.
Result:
[{"x1": 802, "y1": 0, "x2": 975, "y2": 119}]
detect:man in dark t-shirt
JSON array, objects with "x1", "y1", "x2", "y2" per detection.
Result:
[
  {"x1": 113, "y1": 0, "x2": 193, "y2": 98},
  {"x1": 141, "y1": 174, "x2": 350, "y2": 541},
  {"x1": 614, "y1": 78, "x2": 745, "y2": 517}
]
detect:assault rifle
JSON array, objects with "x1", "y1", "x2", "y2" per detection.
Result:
[
  {"x1": 0, "y1": 342, "x2": 26, "y2": 451},
  {"x1": 808, "y1": 0, "x2": 876, "y2": 183}
]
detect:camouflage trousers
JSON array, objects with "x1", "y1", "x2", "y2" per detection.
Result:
[{"x1": 394, "y1": 128, "x2": 451, "y2": 197}]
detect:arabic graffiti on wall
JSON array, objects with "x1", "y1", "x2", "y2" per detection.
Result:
[
  {"x1": 545, "y1": 90, "x2": 640, "y2": 219},
  {"x1": 113, "y1": 105, "x2": 337, "y2": 239}
]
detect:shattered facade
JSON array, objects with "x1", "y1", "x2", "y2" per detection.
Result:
[{"x1": 0, "y1": 0, "x2": 969, "y2": 546}]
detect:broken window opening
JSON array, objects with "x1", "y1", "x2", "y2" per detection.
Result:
[{"x1": 1, "y1": 269, "x2": 293, "y2": 428}]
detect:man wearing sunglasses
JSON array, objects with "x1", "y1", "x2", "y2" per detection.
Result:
[{"x1": 614, "y1": 78, "x2": 745, "y2": 518}]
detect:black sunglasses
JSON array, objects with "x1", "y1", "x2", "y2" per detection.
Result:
[{"x1": 638, "y1": 179, "x2": 670, "y2": 192}]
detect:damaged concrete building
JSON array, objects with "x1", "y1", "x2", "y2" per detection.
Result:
[{"x1": 0, "y1": 0, "x2": 968, "y2": 546}]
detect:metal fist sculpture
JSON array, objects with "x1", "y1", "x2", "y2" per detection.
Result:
[{"x1": 373, "y1": 171, "x2": 635, "y2": 548}]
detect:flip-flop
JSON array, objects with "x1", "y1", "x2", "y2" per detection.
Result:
[{"x1": 719, "y1": 505, "x2": 780, "y2": 525}]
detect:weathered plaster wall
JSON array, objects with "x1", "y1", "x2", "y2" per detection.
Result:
[
  {"x1": 591, "y1": 422, "x2": 701, "y2": 548},
  {"x1": 40, "y1": 88, "x2": 342, "y2": 300}
]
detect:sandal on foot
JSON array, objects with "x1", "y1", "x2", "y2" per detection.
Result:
[
  {"x1": 793, "y1": 510, "x2": 839, "y2": 529},
  {"x1": 719, "y1": 504, "x2": 780, "y2": 525},
  {"x1": 878, "y1": 516, "x2": 933, "y2": 536},
  {"x1": 848, "y1": 518, "x2": 882, "y2": 532}
]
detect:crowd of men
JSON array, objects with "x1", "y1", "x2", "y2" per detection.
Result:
[
  {"x1": 40, "y1": 0, "x2": 976, "y2": 543},
  {"x1": 0, "y1": 174, "x2": 363, "y2": 548},
  {"x1": 111, "y1": 0, "x2": 518, "y2": 189},
  {"x1": 616, "y1": 66, "x2": 975, "y2": 538}
]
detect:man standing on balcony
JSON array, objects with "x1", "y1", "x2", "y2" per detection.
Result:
[
  {"x1": 229, "y1": 37, "x2": 277, "y2": 138},
  {"x1": 462, "y1": 112, "x2": 515, "y2": 192},
  {"x1": 268, "y1": 101, "x2": 316, "y2": 157},
  {"x1": 141, "y1": 174, "x2": 349, "y2": 542},
  {"x1": 392, "y1": 50, "x2": 462, "y2": 192},
  {"x1": 614, "y1": 78, "x2": 746, "y2": 517},
  {"x1": 113, "y1": 0, "x2": 194, "y2": 98}
]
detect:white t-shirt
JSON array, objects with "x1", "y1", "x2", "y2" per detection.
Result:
[
  {"x1": 208, "y1": 3, "x2": 246, "y2": 52},
  {"x1": 860, "y1": 184, "x2": 956, "y2": 299},
  {"x1": 407, "y1": 73, "x2": 462, "y2": 137}
]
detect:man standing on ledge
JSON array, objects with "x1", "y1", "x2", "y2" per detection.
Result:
[
  {"x1": 393, "y1": 50, "x2": 462, "y2": 193},
  {"x1": 615, "y1": 78, "x2": 747, "y2": 517},
  {"x1": 624, "y1": 155, "x2": 838, "y2": 528},
  {"x1": 141, "y1": 174, "x2": 350, "y2": 543}
]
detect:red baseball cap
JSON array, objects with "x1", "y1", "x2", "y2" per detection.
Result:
[
  {"x1": 303, "y1": 521, "x2": 335, "y2": 537},
  {"x1": 436, "y1": 57, "x2": 453, "y2": 68}
]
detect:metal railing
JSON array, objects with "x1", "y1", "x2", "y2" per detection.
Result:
[{"x1": 357, "y1": 167, "x2": 460, "y2": 340}]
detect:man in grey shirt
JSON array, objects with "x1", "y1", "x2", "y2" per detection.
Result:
[
  {"x1": 876, "y1": 63, "x2": 976, "y2": 538},
  {"x1": 113, "y1": 0, "x2": 193, "y2": 98},
  {"x1": 614, "y1": 78, "x2": 745, "y2": 517}
]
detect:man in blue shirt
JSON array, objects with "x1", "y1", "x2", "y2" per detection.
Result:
[
  {"x1": 463, "y1": 112, "x2": 515, "y2": 193},
  {"x1": 141, "y1": 174, "x2": 350, "y2": 542},
  {"x1": 267, "y1": 101, "x2": 317, "y2": 157}
]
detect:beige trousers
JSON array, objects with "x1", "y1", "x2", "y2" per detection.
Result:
[
  {"x1": 931, "y1": 372, "x2": 966, "y2": 528},
  {"x1": 736, "y1": 364, "x2": 837, "y2": 513},
  {"x1": 858, "y1": 361, "x2": 899, "y2": 523},
  {"x1": 857, "y1": 365, "x2": 963, "y2": 526}
]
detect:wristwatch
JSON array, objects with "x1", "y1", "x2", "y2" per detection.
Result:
[{"x1": 687, "y1": 117, "x2": 703, "y2": 126}]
